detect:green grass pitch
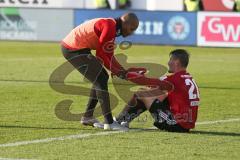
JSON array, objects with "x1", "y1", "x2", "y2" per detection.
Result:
[{"x1": 0, "y1": 41, "x2": 240, "y2": 160}]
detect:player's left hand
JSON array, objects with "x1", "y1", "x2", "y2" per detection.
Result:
[{"x1": 126, "y1": 71, "x2": 144, "y2": 80}]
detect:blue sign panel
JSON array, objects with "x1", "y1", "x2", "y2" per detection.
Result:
[{"x1": 74, "y1": 10, "x2": 197, "y2": 46}]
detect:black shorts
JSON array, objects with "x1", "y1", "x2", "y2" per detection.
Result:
[
  {"x1": 61, "y1": 46, "x2": 91, "y2": 58},
  {"x1": 151, "y1": 99, "x2": 189, "y2": 133},
  {"x1": 61, "y1": 45, "x2": 109, "y2": 86}
]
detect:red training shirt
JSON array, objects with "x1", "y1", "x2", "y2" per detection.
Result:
[{"x1": 62, "y1": 18, "x2": 124, "y2": 75}]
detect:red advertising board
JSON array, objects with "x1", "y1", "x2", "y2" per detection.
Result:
[
  {"x1": 202, "y1": 0, "x2": 235, "y2": 11},
  {"x1": 198, "y1": 12, "x2": 240, "y2": 47}
]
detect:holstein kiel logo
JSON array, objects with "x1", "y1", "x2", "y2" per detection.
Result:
[
  {"x1": 201, "y1": 16, "x2": 240, "y2": 42},
  {"x1": 167, "y1": 16, "x2": 190, "y2": 40}
]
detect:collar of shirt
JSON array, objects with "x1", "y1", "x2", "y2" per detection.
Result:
[
  {"x1": 175, "y1": 70, "x2": 188, "y2": 76},
  {"x1": 115, "y1": 18, "x2": 122, "y2": 37}
]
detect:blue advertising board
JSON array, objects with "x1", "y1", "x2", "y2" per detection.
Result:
[{"x1": 74, "y1": 10, "x2": 197, "y2": 46}]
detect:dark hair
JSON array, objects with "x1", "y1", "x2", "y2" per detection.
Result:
[{"x1": 169, "y1": 49, "x2": 190, "y2": 68}]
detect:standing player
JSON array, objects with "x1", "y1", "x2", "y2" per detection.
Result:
[
  {"x1": 61, "y1": 13, "x2": 139, "y2": 131},
  {"x1": 116, "y1": 49, "x2": 200, "y2": 132}
]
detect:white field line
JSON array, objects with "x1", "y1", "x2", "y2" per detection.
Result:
[
  {"x1": 0, "y1": 118, "x2": 239, "y2": 148},
  {"x1": 0, "y1": 131, "x2": 123, "y2": 148}
]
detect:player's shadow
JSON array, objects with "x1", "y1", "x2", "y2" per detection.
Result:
[
  {"x1": 0, "y1": 125, "x2": 94, "y2": 131},
  {"x1": 190, "y1": 130, "x2": 240, "y2": 137},
  {"x1": 130, "y1": 128, "x2": 240, "y2": 137}
]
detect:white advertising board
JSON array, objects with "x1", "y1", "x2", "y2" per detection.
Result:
[
  {"x1": 198, "y1": 12, "x2": 240, "y2": 47},
  {"x1": 0, "y1": 0, "x2": 84, "y2": 8}
]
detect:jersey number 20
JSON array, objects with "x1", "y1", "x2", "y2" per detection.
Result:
[{"x1": 185, "y1": 79, "x2": 200, "y2": 100}]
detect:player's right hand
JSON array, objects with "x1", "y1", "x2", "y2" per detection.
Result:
[
  {"x1": 127, "y1": 67, "x2": 147, "y2": 75},
  {"x1": 126, "y1": 72, "x2": 143, "y2": 80}
]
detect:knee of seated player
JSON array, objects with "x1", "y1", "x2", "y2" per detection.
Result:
[
  {"x1": 136, "y1": 92, "x2": 168, "y2": 110},
  {"x1": 135, "y1": 86, "x2": 167, "y2": 97}
]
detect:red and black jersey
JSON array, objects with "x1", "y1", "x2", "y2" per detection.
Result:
[{"x1": 161, "y1": 70, "x2": 200, "y2": 129}]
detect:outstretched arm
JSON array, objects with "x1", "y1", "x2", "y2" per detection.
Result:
[{"x1": 94, "y1": 19, "x2": 127, "y2": 78}]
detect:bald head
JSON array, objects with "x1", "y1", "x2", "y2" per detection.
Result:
[
  {"x1": 121, "y1": 12, "x2": 139, "y2": 26},
  {"x1": 120, "y1": 12, "x2": 139, "y2": 37}
]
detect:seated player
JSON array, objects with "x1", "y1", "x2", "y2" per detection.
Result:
[{"x1": 115, "y1": 49, "x2": 200, "y2": 132}]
